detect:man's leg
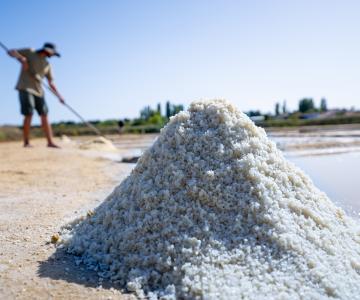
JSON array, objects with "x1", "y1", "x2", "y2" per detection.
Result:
[
  {"x1": 40, "y1": 114, "x2": 59, "y2": 148},
  {"x1": 23, "y1": 115, "x2": 32, "y2": 147},
  {"x1": 19, "y1": 91, "x2": 34, "y2": 147}
]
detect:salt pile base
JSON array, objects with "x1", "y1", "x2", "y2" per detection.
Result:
[{"x1": 66, "y1": 100, "x2": 360, "y2": 299}]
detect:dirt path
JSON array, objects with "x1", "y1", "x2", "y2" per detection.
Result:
[{"x1": 0, "y1": 138, "x2": 135, "y2": 299}]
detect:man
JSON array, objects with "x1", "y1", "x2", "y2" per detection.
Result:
[{"x1": 8, "y1": 42, "x2": 65, "y2": 148}]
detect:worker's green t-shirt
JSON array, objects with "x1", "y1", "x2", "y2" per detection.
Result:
[{"x1": 15, "y1": 48, "x2": 53, "y2": 97}]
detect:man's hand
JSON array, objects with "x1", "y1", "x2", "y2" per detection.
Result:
[
  {"x1": 7, "y1": 49, "x2": 17, "y2": 57},
  {"x1": 58, "y1": 96, "x2": 65, "y2": 104}
]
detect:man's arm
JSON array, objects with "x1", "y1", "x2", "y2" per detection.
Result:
[
  {"x1": 47, "y1": 80, "x2": 65, "y2": 104},
  {"x1": 7, "y1": 49, "x2": 29, "y2": 70},
  {"x1": 45, "y1": 65, "x2": 65, "y2": 104}
]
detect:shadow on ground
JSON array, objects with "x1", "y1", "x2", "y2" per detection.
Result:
[{"x1": 37, "y1": 245, "x2": 127, "y2": 293}]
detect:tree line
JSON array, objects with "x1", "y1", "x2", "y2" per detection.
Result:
[
  {"x1": 273, "y1": 98, "x2": 328, "y2": 116},
  {"x1": 132, "y1": 101, "x2": 184, "y2": 127},
  {"x1": 247, "y1": 98, "x2": 330, "y2": 118}
]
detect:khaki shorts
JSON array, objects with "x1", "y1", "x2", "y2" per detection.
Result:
[{"x1": 19, "y1": 90, "x2": 49, "y2": 116}]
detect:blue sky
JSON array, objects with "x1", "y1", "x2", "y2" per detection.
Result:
[{"x1": 1, "y1": 0, "x2": 360, "y2": 125}]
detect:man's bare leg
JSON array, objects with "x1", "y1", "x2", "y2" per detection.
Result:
[
  {"x1": 23, "y1": 115, "x2": 32, "y2": 147},
  {"x1": 40, "y1": 114, "x2": 60, "y2": 148}
]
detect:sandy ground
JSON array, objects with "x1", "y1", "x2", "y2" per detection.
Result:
[{"x1": 0, "y1": 137, "x2": 136, "y2": 300}]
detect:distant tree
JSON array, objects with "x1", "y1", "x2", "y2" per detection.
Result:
[
  {"x1": 172, "y1": 104, "x2": 184, "y2": 115},
  {"x1": 100, "y1": 119, "x2": 118, "y2": 126},
  {"x1": 157, "y1": 103, "x2": 162, "y2": 115},
  {"x1": 320, "y1": 98, "x2": 328, "y2": 112},
  {"x1": 282, "y1": 100, "x2": 287, "y2": 114},
  {"x1": 275, "y1": 102, "x2": 280, "y2": 116},
  {"x1": 164, "y1": 101, "x2": 184, "y2": 118},
  {"x1": 299, "y1": 98, "x2": 315, "y2": 113},
  {"x1": 245, "y1": 110, "x2": 261, "y2": 117},
  {"x1": 148, "y1": 113, "x2": 164, "y2": 125},
  {"x1": 140, "y1": 105, "x2": 157, "y2": 120},
  {"x1": 140, "y1": 106, "x2": 149, "y2": 119},
  {"x1": 166, "y1": 101, "x2": 171, "y2": 118},
  {"x1": 136, "y1": 104, "x2": 165, "y2": 127}
]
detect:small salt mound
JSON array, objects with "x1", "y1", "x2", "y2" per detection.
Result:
[
  {"x1": 66, "y1": 100, "x2": 360, "y2": 299},
  {"x1": 61, "y1": 135, "x2": 72, "y2": 143},
  {"x1": 79, "y1": 136, "x2": 117, "y2": 152}
]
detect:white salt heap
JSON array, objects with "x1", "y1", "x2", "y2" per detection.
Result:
[{"x1": 67, "y1": 100, "x2": 360, "y2": 299}]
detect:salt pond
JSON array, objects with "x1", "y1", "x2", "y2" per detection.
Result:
[
  {"x1": 287, "y1": 152, "x2": 360, "y2": 217},
  {"x1": 269, "y1": 133, "x2": 360, "y2": 218}
]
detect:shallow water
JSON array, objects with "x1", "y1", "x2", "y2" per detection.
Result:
[
  {"x1": 287, "y1": 152, "x2": 360, "y2": 218},
  {"x1": 269, "y1": 133, "x2": 360, "y2": 217}
]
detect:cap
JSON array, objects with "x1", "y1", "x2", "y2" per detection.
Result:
[{"x1": 42, "y1": 42, "x2": 61, "y2": 57}]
